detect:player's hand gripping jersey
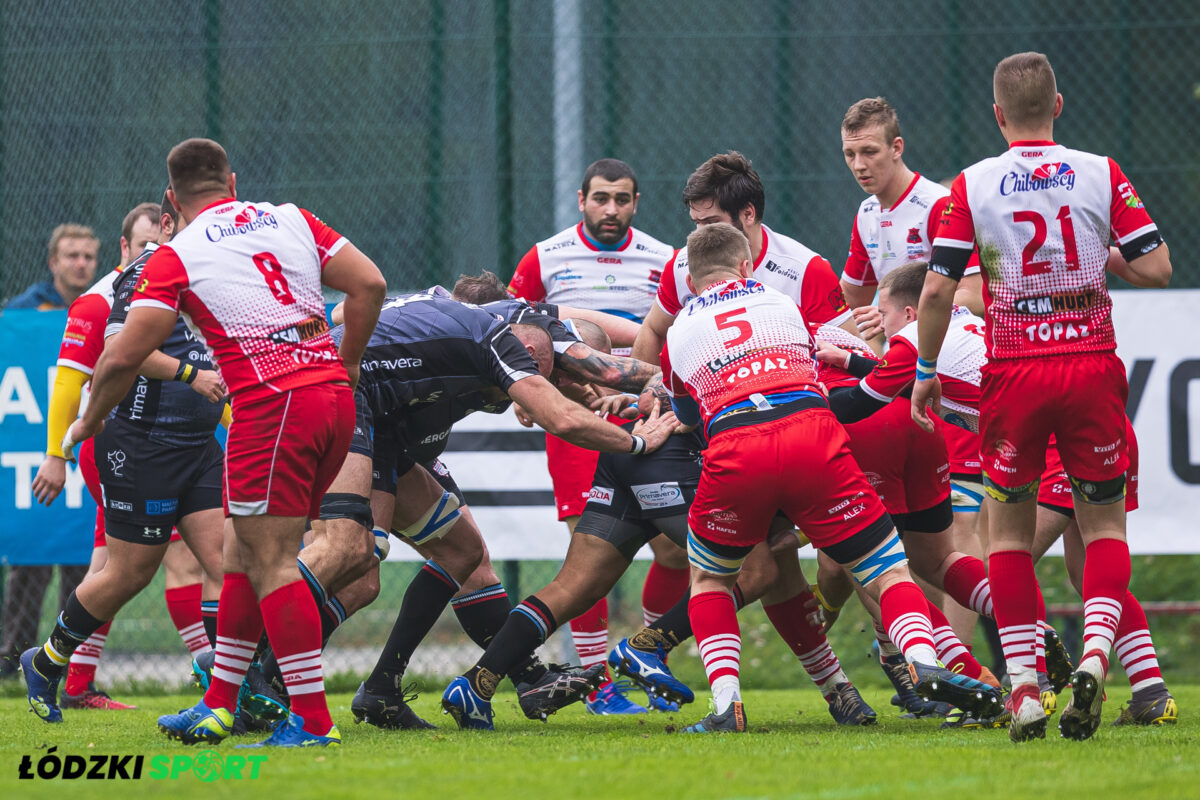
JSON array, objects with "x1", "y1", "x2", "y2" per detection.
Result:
[
  {"x1": 661, "y1": 279, "x2": 821, "y2": 433},
  {"x1": 930, "y1": 143, "x2": 1161, "y2": 360},
  {"x1": 656, "y1": 225, "x2": 850, "y2": 328},
  {"x1": 131, "y1": 200, "x2": 348, "y2": 396},
  {"x1": 843, "y1": 174, "x2": 980, "y2": 288},
  {"x1": 507, "y1": 223, "x2": 673, "y2": 321}
]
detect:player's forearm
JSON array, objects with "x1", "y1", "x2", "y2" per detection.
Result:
[
  {"x1": 82, "y1": 348, "x2": 145, "y2": 427},
  {"x1": 631, "y1": 324, "x2": 666, "y2": 364},
  {"x1": 840, "y1": 279, "x2": 876, "y2": 310},
  {"x1": 1108, "y1": 243, "x2": 1172, "y2": 289},
  {"x1": 952, "y1": 274, "x2": 985, "y2": 315},
  {"x1": 337, "y1": 287, "x2": 386, "y2": 372},
  {"x1": 536, "y1": 399, "x2": 638, "y2": 453},
  {"x1": 136, "y1": 349, "x2": 183, "y2": 381},
  {"x1": 915, "y1": 273, "x2": 957, "y2": 362},
  {"x1": 46, "y1": 367, "x2": 88, "y2": 457},
  {"x1": 559, "y1": 345, "x2": 660, "y2": 392}
]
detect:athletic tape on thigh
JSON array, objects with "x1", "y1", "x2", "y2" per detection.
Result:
[
  {"x1": 394, "y1": 490, "x2": 461, "y2": 546},
  {"x1": 686, "y1": 529, "x2": 746, "y2": 576},
  {"x1": 319, "y1": 492, "x2": 373, "y2": 529},
  {"x1": 950, "y1": 480, "x2": 983, "y2": 512},
  {"x1": 982, "y1": 474, "x2": 1040, "y2": 504},
  {"x1": 1068, "y1": 474, "x2": 1125, "y2": 505},
  {"x1": 847, "y1": 531, "x2": 908, "y2": 587}
]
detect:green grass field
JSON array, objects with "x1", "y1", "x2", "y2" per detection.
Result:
[{"x1": 2, "y1": 684, "x2": 1195, "y2": 799}]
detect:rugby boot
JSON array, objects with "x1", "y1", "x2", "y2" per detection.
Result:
[
  {"x1": 609, "y1": 637, "x2": 694, "y2": 705},
  {"x1": 352, "y1": 681, "x2": 436, "y2": 729},
  {"x1": 442, "y1": 676, "x2": 495, "y2": 731},
  {"x1": 1112, "y1": 684, "x2": 1178, "y2": 727},
  {"x1": 60, "y1": 682, "x2": 138, "y2": 710},
  {"x1": 158, "y1": 699, "x2": 234, "y2": 744},
  {"x1": 516, "y1": 663, "x2": 606, "y2": 721},
  {"x1": 1008, "y1": 683, "x2": 1048, "y2": 742},
  {"x1": 1059, "y1": 652, "x2": 1107, "y2": 741},
  {"x1": 825, "y1": 682, "x2": 877, "y2": 726},
  {"x1": 586, "y1": 680, "x2": 647, "y2": 714},
  {"x1": 682, "y1": 701, "x2": 747, "y2": 733},
  {"x1": 20, "y1": 648, "x2": 63, "y2": 723},
  {"x1": 910, "y1": 661, "x2": 1004, "y2": 718},
  {"x1": 237, "y1": 712, "x2": 340, "y2": 748}
]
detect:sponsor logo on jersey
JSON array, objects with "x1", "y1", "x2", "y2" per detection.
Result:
[
  {"x1": 291, "y1": 348, "x2": 338, "y2": 365},
  {"x1": 881, "y1": 220, "x2": 892, "y2": 228},
  {"x1": 145, "y1": 498, "x2": 179, "y2": 515},
  {"x1": 108, "y1": 499, "x2": 133, "y2": 512},
  {"x1": 268, "y1": 316, "x2": 329, "y2": 346},
  {"x1": 827, "y1": 493, "x2": 865, "y2": 515},
  {"x1": 419, "y1": 429, "x2": 451, "y2": 446},
  {"x1": 588, "y1": 486, "x2": 614, "y2": 505},
  {"x1": 361, "y1": 356, "x2": 424, "y2": 371},
  {"x1": 632, "y1": 482, "x2": 684, "y2": 510},
  {"x1": 688, "y1": 281, "x2": 764, "y2": 312},
  {"x1": 205, "y1": 207, "x2": 279, "y2": 241},
  {"x1": 999, "y1": 163, "x2": 1076, "y2": 195},
  {"x1": 545, "y1": 238, "x2": 576, "y2": 252},
  {"x1": 107, "y1": 449, "x2": 127, "y2": 476},
  {"x1": 1012, "y1": 289, "x2": 1097, "y2": 315},
  {"x1": 992, "y1": 439, "x2": 1018, "y2": 459},
  {"x1": 762, "y1": 260, "x2": 799, "y2": 281},
  {"x1": 1116, "y1": 181, "x2": 1144, "y2": 210},
  {"x1": 724, "y1": 356, "x2": 790, "y2": 383},
  {"x1": 908, "y1": 194, "x2": 930, "y2": 209},
  {"x1": 597, "y1": 257, "x2": 622, "y2": 265},
  {"x1": 906, "y1": 227, "x2": 922, "y2": 244},
  {"x1": 554, "y1": 267, "x2": 583, "y2": 283}
]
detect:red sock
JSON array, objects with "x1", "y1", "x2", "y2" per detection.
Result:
[
  {"x1": 203, "y1": 573, "x2": 264, "y2": 713},
  {"x1": 988, "y1": 550, "x2": 1039, "y2": 684},
  {"x1": 569, "y1": 597, "x2": 610, "y2": 690},
  {"x1": 927, "y1": 599, "x2": 983, "y2": 678},
  {"x1": 642, "y1": 562, "x2": 690, "y2": 627},
  {"x1": 64, "y1": 621, "x2": 112, "y2": 695},
  {"x1": 879, "y1": 582, "x2": 937, "y2": 664},
  {"x1": 1113, "y1": 590, "x2": 1164, "y2": 692},
  {"x1": 763, "y1": 590, "x2": 843, "y2": 692},
  {"x1": 942, "y1": 556, "x2": 993, "y2": 618},
  {"x1": 165, "y1": 583, "x2": 209, "y2": 658},
  {"x1": 1082, "y1": 538, "x2": 1131, "y2": 660},
  {"x1": 261, "y1": 580, "x2": 332, "y2": 734},
  {"x1": 1035, "y1": 584, "x2": 1048, "y2": 674},
  {"x1": 689, "y1": 590, "x2": 741, "y2": 687}
]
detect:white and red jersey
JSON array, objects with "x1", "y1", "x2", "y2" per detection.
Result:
[
  {"x1": 932, "y1": 141, "x2": 1160, "y2": 360},
  {"x1": 507, "y1": 223, "x2": 673, "y2": 320},
  {"x1": 861, "y1": 305, "x2": 986, "y2": 431},
  {"x1": 56, "y1": 267, "x2": 122, "y2": 375},
  {"x1": 843, "y1": 173, "x2": 980, "y2": 288},
  {"x1": 661, "y1": 279, "x2": 821, "y2": 428},
  {"x1": 132, "y1": 199, "x2": 348, "y2": 398},
  {"x1": 655, "y1": 224, "x2": 851, "y2": 327}
]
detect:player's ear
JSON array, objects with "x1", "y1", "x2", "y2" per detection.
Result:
[
  {"x1": 892, "y1": 136, "x2": 904, "y2": 160},
  {"x1": 1052, "y1": 93, "x2": 1063, "y2": 120},
  {"x1": 577, "y1": 189, "x2": 586, "y2": 213},
  {"x1": 906, "y1": 304, "x2": 918, "y2": 322},
  {"x1": 993, "y1": 103, "x2": 1006, "y2": 130},
  {"x1": 685, "y1": 273, "x2": 697, "y2": 296},
  {"x1": 228, "y1": 172, "x2": 237, "y2": 199}
]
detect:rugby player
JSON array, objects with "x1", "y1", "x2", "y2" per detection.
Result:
[
  {"x1": 913, "y1": 52, "x2": 1172, "y2": 740},
  {"x1": 508, "y1": 159, "x2": 683, "y2": 713},
  {"x1": 21, "y1": 198, "x2": 228, "y2": 723},
  {"x1": 660, "y1": 223, "x2": 1001, "y2": 733},
  {"x1": 60, "y1": 138, "x2": 388, "y2": 747}
]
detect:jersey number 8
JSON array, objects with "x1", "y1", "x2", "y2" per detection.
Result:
[{"x1": 253, "y1": 251, "x2": 297, "y2": 305}]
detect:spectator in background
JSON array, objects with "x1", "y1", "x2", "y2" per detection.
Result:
[
  {"x1": 0, "y1": 224, "x2": 100, "y2": 678},
  {"x1": 6, "y1": 224, "x2": 99, "y2": 309}
]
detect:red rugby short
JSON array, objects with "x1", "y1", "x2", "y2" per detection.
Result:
[
  {"x1": 844, "y1": 398, "x2": 950, "y2": 515},
  {"x1": 1038, "y1": 417, "x2": 1139, "y2": 513},
  {"x1": 690, "y1": 408, "x2": 888, "y2": 550},
  {"x1": 224, "y1": 383, "x2": 354, "y2": 518},
  {"x1": 980, "y1": 353, "x2": 1128, "y2": 488}
]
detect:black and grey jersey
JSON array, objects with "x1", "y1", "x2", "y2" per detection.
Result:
[
  {"x1": 105, "y1": 243, "x2": 224, "y2": 447},
  {"x1": 482, "y1": 298, "x2": 581, "y2": 360},
  {"x1": 336, "y1": 289, "x2": 541, "y2": 442}
]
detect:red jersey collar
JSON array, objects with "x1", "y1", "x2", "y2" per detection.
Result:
[
  {"x1": 198, "y1": 197, "x2": 238, "y2": 215},
  {"x1": 887, "y1": 173, "x2": 921, "y2": 212},
  {"x1": 576, "y1": 221, "x2": 632, "y2": 252},
  {"x1": 1009, "y1": 140, "x2": 1057, "y2": 148},
  {"x1": 753, "y1": 226, "x2": 769, "y2": 269}
]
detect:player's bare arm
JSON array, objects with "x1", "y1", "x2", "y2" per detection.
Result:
[
  {"x1": 65, "y1": 305, "x2": 179, "y2": 456},
  {"x1": 953, "y1": 273, "x2": 985, "y2": 315},
  {"x1": 556, "y1": 341, "x2": 660, "y2": 393},
  {"x1": 116, "y1": 346, "x2": 226, "y2": 403},
  {"x1": 632, "y1": 303, "x2": 674, "y2": 363},
  {"x1": 507, "y1": 374, "x2": 678, "y2": 454},
  {"x1": 911, "y1": 269, "x2": 957, "y2": 432},
  {"x1": 1106, "y1": 241, "x2": 1172, "y2": 289},
  {"x1": 556, "y1": 305, "x2": 641, "y2": 348},
  {"x1": 839, "y1": 278, "x2": 876, "y2": 311},
  {"x1": 321, "y1": 242, "x2": 387, "y2": 389}
]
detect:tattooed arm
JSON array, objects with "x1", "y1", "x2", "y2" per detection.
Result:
[{"x1": 555, "y1": 341, "x2": 660, "y2": 393}]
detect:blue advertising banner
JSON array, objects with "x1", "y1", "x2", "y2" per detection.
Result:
[{"x1": 0, "y1": 310, "x2": 94, "y2": 565}]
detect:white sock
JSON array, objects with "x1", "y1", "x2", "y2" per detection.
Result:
[{"x1": 711, "y1": 675, "x2": 741, "y2": 715}]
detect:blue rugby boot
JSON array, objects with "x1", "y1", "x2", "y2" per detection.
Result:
[
  {"x1": 237, "y1": 712, "x2": 340, "y2": 747},
  {"x1": 21, "y1": 648, "x2": 63, "y2": 723},
  {"x1": 609, "y1": 637, "x2": 694, "y2": 706},
  {"x1": 158, "y1": 699, "x2": 235, "y2": 744},
  {"x1": 442, "y1": 675, "x2": 495, "y2": 730},
  {"x1": 586, "y1": 680, "x2": 647, "y2": 715}
]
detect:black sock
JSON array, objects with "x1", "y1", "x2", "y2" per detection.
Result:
[
  {"x1": 452, "y1": 583, "x2": 546, "y2": 684},
  {"x1": 363, "y1": 560, "x2": 460, "y2": 695},
  {"x1": 200, "y1": 600, "x2": 219, "y2": 648},
  {"x1": 630, "y1": 583, "x2": 745, "y2": 654},
  {"x1": 466, "y1": 595, "x2": 557, "y2": 699},
  {"x1": 32, "y1": 592, "x2": 105, "y2": 677}
]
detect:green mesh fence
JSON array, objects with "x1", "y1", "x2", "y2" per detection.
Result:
[{"x1": 2, "y1": 1, "x2": 1197, "y2": 302}]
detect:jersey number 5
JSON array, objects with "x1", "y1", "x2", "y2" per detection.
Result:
[
  {"x1": 253, "y1": 252, "x2": 297, "y2": 305},
  {"x1": 1013, "y1": 206, "x2": 1079, "y2": 276},
  {"x1": 714, "y1": 308, "x2": 753, "y2": 349}
]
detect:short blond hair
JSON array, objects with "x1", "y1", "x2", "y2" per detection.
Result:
[
  {"x1": 842, "y1": 97, "x2": 901, "y2": 144},
  {"x1": 686, "y1": 223, "x2": 751, "y2": 284},
  {"x1": 47, "y1": 223, "x2": 98, "y2": 262},
  {"x1": 993, "y1": 52, "x2": 1057, "y2": 128}
]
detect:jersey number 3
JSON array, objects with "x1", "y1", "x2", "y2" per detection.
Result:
[
  {"x1": 715, "y1": 308, "x2": 753, "y2": 349},
  {"x1": 253, "y1": 252, "x2": 297, "y2": 305},
  {"x1": 1013, "y1": 206, "x2": 1079, "y2": 276}
]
